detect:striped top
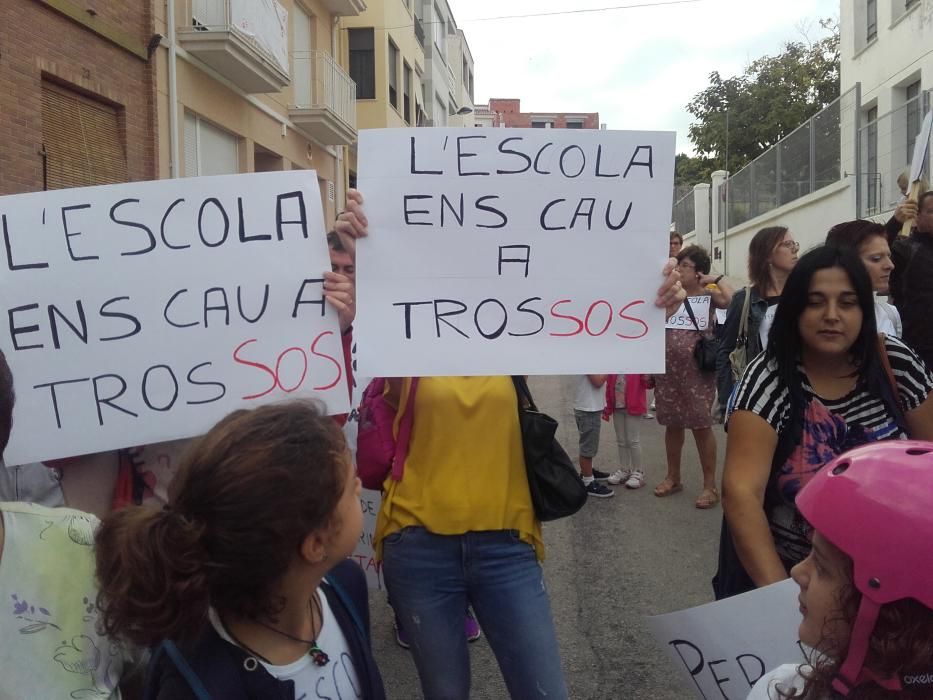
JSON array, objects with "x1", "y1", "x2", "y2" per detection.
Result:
[{"x1": 729, "y1": 335, "x2": 933, "y2": 564}]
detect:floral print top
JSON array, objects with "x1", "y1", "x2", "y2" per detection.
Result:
[
  {"x1": 0, "y1": 502, "x2": 133, "y2": 698},
  {"x1": 729, "y1": 336, "x2": 933, "y2": 565}
]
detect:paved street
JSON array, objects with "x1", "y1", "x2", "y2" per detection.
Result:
[{"x1": 368, "y1": 375, "x2": 724, "y2": 699}]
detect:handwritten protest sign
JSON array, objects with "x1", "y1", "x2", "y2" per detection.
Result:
[
  {"x1": 355, "y1": 128, "x2": 675, "y2": 376},
  {"x1": 666, "y1": 296, "x2": 711, "y2": 331},
  {"x1": 351, "y1": 488, "x2": 385, "y2": 590},
  {"x1": 647, "y1": 580, "x2": 806, "y2": 699},
  {"x1": 1, "y1": 171, "x2": 349, "y2": 465}
]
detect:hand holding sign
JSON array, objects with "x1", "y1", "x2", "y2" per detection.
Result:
[{"x1": 900, "y1": 110, "x2": 933, "y2": 237}]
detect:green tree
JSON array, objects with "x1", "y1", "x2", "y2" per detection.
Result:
[
  {"x1": 675, "y1": 153, "x2": 718, "y2": 189},
  {"x1": 685, "y1": 21, "x2": 839, "y2": 175}
]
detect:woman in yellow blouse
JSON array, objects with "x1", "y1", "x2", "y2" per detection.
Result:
[{"x1": 336, "y1": 192, "x2": 684, "y2": 700}]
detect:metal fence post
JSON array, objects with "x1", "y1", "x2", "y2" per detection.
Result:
[
  {"x1": 809, "y1": 114, "x2": 816, "y2": 195},
  {"x1": 854, "y1": 82, "x2": 862, "y2": 218}
]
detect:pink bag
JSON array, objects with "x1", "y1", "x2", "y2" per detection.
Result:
[{"x1": 356, "y1": 377, "x2": 418, "y2": 490}]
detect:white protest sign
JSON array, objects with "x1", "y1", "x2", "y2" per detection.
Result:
[
  {"x1": 350, "y1": 488, "x2": 385, "y2": 590},
  {"x1": 1, "y1": 171, "x2": 349, "y2": 465},
  {"x1": 908, "y1": 110, "x2": 933, "y2": 183},
  {"x1": 355, "y1": 128, "x2": 675, "y2": 376},
  {"x1": 666, "y1": 296, "x2": 711, "y2": 331},
  {"x1": 647, "y1": 580, "x2": 806, "y2": 700}
]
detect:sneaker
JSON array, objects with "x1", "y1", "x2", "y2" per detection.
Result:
[
  {"x1": 465, "y1": 610, "x2": 482, "y2": 642},
  {"x1": 624, "y1": 469, "x2": 646, "y2": 489},
  {"x1": 607, "y1": 468, "x2": 632, "y2": 485},
  {"x1": 394, "y1": 615, "x2": 410, "y2": 649},
  {"x1": 643, "y1": 411, "x2": 655, "y2": 419},
  {"x1": 585, "y1": 480, "x2": 615, "y2": 498},
  {"x1": 592, "y1": 468, "x2": 611, "y2": 481}
]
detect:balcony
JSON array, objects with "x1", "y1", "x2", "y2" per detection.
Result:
[
  {"x1": 414, "y1": 16, "x2": 425, "y2": 47},
  {"x1": 289, "y1": 51, "x2": 357, "y2": 145},
  {"x1": 178, "y1": 0, "x2": 290, "y2": 94},
  {"x1": 318, "y1": 0, "x2": 367, "y2": 16}
]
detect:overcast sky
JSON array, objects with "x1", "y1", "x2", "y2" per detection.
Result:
[{"x1": 448, "y1": 0, "x2": 839, "y2": 155}]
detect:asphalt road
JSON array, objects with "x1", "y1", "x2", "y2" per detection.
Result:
[{"x1": 368, "y1": 375, "x2": 724, "y2": 699}]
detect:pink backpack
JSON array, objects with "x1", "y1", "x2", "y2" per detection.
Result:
[{"x1": 356, "y1": 377, "x2": 419, "y2": 490}]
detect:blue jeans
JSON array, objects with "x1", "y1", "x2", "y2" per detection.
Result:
[{"x1": 382, "y1": 527, "x2": 568, "y2": 700}]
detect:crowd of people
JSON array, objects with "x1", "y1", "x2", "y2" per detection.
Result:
[{"x1": 2, "y1": 185, "x2": 933, "y2": 700}]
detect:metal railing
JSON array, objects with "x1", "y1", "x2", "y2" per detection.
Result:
[
  {"x1": 292, "y1": 51, "x2": 357, "y2": 129},
  {"x1": 183, "y1": 0, "x2": 289, "y2": 75},
  {"x1": 673, "y1": 190, "x2": 695, "y2": 236},
  {"x1": 716, "y1": 87, "x2": 857, "y2": 229},
  {"x1": 857, "y1": 89, "x2": 931, "y2": 218}
]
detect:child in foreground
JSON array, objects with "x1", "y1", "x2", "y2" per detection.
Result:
[
  {"x1": 94, "y1": 400, "x2": 385, "y2": 700},
  {"x1": 749, "y1": 441, "x2": 933, "y2": 699}
]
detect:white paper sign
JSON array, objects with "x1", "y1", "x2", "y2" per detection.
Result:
[
  {"x1": 909, "y1": 110, "x2": 933, "y2": 183},
  {"x1": 666, "y1": 296, "x2": 711, "y2": 331},
  {"x1": 350, "y1": 488, "x2": 385, "y2": 590},
  {"x1": 647, "y1": 580, "x2": 807, "y2": 700},
  {"x1": 1, "y1": 171, "x2": 349, "y2": 465},
  {"x1": 355, "y1": 128, "x2": 675, "y2": 376}
]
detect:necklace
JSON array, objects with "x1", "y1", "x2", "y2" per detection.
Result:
[{"x1": 230, "y1": 593, "x2": 330, "y2": 667}]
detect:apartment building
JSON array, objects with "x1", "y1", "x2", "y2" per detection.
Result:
[
  {"x1": 340, "y1": 0, "x2": 475, "y2": 182},
  {"x1": 478, "y1": 98, "x2": 600, "y2": 129},
  {"x1": 0, "y1": 0, "x2": 157, "y2": 195},
  {"x1": 156, "y1": 0, "x2": 364, "y2": 225},
  {"x1": 844, "y1": 0, "x2": 932, "y2": 217}
]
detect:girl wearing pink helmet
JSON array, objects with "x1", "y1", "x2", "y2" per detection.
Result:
[{"x1": 749, "y1": 441, "x2": 933, "y2": 699}]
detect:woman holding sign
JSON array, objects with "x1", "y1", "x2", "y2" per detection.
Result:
[
  {"x1": 722, "y1": 245, "x2": 933, "y2": 598},
  {"x1": 653, "y1": 245, "x2": 732, "y2": 508},
  {"x1": 336, "y1": 192, "x2": 686, "y2": 700}
]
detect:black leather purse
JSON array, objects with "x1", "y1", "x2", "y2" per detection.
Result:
[
  {"x1": 684, "y1": 298, "x2": 719, "y2": 373},
  {"x1": 511, "y1": 376, "x2": 587, "y2": 521}
]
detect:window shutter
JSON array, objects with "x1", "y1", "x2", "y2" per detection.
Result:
[
  {"x1": 184, "y1": 111, "x2": 200, "y2": 177},
  {"x1": 41, "y1": 82, "x2": 127, "y2": 190}
]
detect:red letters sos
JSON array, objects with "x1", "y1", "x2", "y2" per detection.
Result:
[{"x1": 233, "y1": 331, "x2": 343, "y2": 400}]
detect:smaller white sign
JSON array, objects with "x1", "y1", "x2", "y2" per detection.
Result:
[
  {"x1": 666, "y1": 296, "x2": 711, "y2": 331},
  {"x1": 909, "y1": 111, "x2": 933, "y2": 184},
  {"x1": 647, "y1": 580, "x2": 806, "y2": 700}
]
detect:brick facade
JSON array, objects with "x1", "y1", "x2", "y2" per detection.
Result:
[
  {"x1": 486, "y1": 98, "x2": 599, "y2": 129},
  {"x1": 0, "y1": 0, "x2": 156, "y2": 195}
]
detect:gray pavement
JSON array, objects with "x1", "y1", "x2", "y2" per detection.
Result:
[{"x1": 369, "y1": 375, "x2": 724, "y2": 699}]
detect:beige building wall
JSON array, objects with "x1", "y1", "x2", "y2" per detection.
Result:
[
  {"x1": 154, "y1": 0, "x2": 361, "y2": 227},
  {"x1": 341, "y1": 0, "x2": 426, "y2": 132}
]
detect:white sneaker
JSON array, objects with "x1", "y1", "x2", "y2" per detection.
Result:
[
  {"x1": 624, "y1": 469, "x2": 646, "y2": 489},
  {"x1": 608, "y1": 468, "x2": 632, "y2": 485}
]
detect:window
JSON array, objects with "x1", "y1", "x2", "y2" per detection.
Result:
[
  {"x1": 388, "y1": 41, "x2": 399, "y2": 110},
  {"x1": 866, "y1": 106, "x2": 878, "y2": 213},
  {"x1": 184, "y1": 112, "x2": 238, "y2": 177},
  {"x1": 403, "y1": 62, "x2": 413, "y2": 124},
  {"x1": 433, "y1": 4, "x2": 446, "y2": 56},
  {"x1": 566, "y1": 120, "x2": 584, "y2": 129},
  {"x1": 866, "y1": 0, "x2": 877, "y2": 42},
  {"x1": 41, "y1": 81, "x2": 127, "y2": 190},
  {"x1": 906, "y1": 80, "x2": 921, "y2": 163},
  {"x1": 531, "y1": 120, "x2": 549, "y2": 128},
  {"x1": 291, "y1": 3, "x2": 314, "y2": 107},
  {"x1": 348, "y1": 28, "x2": 375, "y2": 99}
]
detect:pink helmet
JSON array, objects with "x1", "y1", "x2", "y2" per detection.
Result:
[{"x1": 796, "y1": 440, "x2": 933, "y2": 696}]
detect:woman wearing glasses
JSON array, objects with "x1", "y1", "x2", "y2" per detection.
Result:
[
  {"x1": 653, "y1": 245, "x2": 733, "y2": 508},
  {"x1": 715, "y1": 227, "x2": 799, "y2": 417}
]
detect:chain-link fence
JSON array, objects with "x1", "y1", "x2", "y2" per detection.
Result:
[
  {"x1": 716, "y1": 87, "x2": 858, "y2": 230},
  {"x1": 672, "y1": 189, "x2": 695, "y2": 235},
  {"x1": 858, "y1": 89, "x2": 932, "y2": 218}
]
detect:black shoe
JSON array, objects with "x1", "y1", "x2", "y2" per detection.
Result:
[
  {"x1": 592, "y1": 469, "x2": 611, "y2": 481},
  {"x1": 585, "y1": 480, "x2": 615, "y2": 498}
]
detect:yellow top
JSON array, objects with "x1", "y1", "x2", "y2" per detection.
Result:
[{"x1": 374, "y1": 376, "x2": 544, "y2": 561}]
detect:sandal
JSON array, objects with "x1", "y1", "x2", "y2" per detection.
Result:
[
  {"x1": 695, "y1": 487, "x2": 720, "y2": 509},
  {"x1": 653, "y1": 478, "x2": 683, "y2": 497}
]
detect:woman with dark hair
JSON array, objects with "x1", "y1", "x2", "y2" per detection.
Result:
[
  {"x1": 715, "y1": 226, "x2": 798, "y2": 416},
  {"x1": 826, "y1": 219, "x2": 900, "y2": 337},
  {"x1": 653, "y1": 245, "x2": 731, "y2": 508},
  {"x1": 95, "y1": 402, "x2": 385, "y2": 699},
  {"x1": 721, "y1": 246, "x2": 933, "y2": 594}
]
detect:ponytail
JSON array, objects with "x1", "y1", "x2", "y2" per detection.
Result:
[{"x1": 95, "y1": 505, "x2": 211, "y2": 646}]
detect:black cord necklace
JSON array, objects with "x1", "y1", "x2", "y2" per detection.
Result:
[{"x1": 228, "y1": 594, "x2": 330, "y2": 667}]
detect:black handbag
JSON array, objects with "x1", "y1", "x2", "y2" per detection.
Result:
[
  {"x1": 684, "y1": 298, "x2": 719, "y2": 373},
  {"x1": 511, "y1": 376, "x2": 587, "y2": 522}
]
